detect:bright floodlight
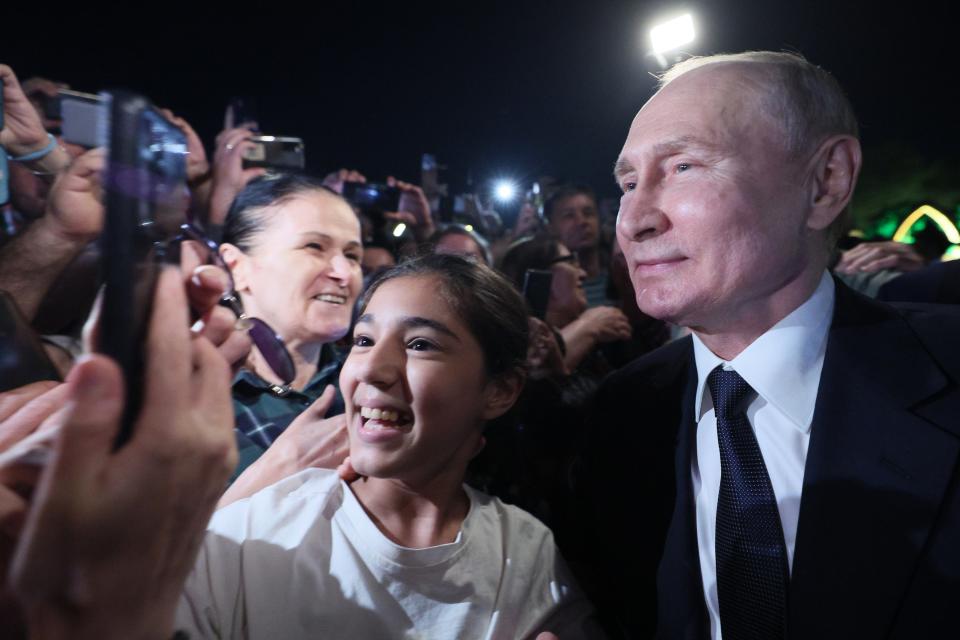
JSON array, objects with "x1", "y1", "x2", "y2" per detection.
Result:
[
  {"x1": 494, "y1": 180, "x2": 517, "y2": 203},
  {"x1": 650, "y1": 13, "x2": 695, "y2": 55},
  {"x1": 392, "y1": 223, "x2": 407, "y2": 238}
]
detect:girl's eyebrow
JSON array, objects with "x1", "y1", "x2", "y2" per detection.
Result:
[{"x1": 355, "y1": 314, "x2": 461, "y2": 342}]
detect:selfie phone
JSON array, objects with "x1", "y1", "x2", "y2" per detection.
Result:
[
  {"x1": 99, "y1": 90, "x2": 188, "y2": 447},
  {"x1": 342, "y1": 181, "x2": 401, "y2": 212},
  {"x1": 1, "y1": 77, "x2": 5, "y2": 130},
  {"x1": 522, "y1": 269, "x2": 553, "y2": 320},
  {"x1": 59, "y1": 89, "x2": 107, "y2": 148},
  {"x1": 241, "y1": 136, "x2": 305, "y2": 171},
  {"x1": 0, "y1": 291, "x2": 61, "y2": 392}
]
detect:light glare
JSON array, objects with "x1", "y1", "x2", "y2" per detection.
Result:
[
  {"x1": 650, "y1": 14, "x2": 695, "y2": 54},
  {"x1": 392, "y1": 223, "x2": 407, "y2": 237},
  {"x1": 494, "y1": 180, "x2": 517, "y2": 203}
]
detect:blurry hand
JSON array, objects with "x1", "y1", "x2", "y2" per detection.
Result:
[
  {"x1": 42, "y1": 147, "x2": 105, "y2": 244},
  {"x1": 207, "y1": 126, "x2": 267, "y2": 225},
  {"x1": 0, "y1": 65, "x2": 53, "y2": 156},
  {"x1": 581, "y1": 306, "x2": 632, "y2": 344},
  {"x1": 218, "y1": 385, "x2": 348, "y2": 508},
  {"x1": 321, "y1": 168, "x2": 367, "y2": 194},
  {"x1": 513, "y1": 202, "x2": 542, "y2": 238},
  {"x1": 526, "y1": 317, "x2": 568, "y2": 379},
  {"x1": 835, "y1": 240, "x2": 926, "y2": 274},
  {"x1": 158, "y1": 109, "x2": 210, "y2": 185},
  {"x1": 386, "y1": 176, "x2": 434, "y2": 240},
  {"x1": 8, "y1": 267, "x2": 236, "y2": 640}
]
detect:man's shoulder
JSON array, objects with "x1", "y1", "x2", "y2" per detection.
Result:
[{"x1": 598, "y1": 334, "x2": 693, "y2": 398}]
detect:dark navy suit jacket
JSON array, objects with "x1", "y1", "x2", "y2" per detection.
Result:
[{"x1": 583, "y1": 281, "x2": 960, "y2": 639}]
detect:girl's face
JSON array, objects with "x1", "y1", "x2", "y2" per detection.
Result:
[
  {"x1": 227, "y1": 191, "x2": 363, "y2": 346},
  {"x1": 340, "y1": 275, "x2": 514, "y2": 485}
]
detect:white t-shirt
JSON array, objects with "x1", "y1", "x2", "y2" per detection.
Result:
[{"x1": 176, "y1": 468, "x2": 596, "y2": 639}]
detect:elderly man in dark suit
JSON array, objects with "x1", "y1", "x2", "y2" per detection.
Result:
[{"x1": 587, "y1": 51, "x2": 960, "y2": 639}]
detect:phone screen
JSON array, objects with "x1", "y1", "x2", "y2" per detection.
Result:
[{"x1": 523, "y1": 269, "x2": 553, "y2": 320}]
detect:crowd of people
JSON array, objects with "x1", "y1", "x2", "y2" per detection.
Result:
[{"x1": 0, "y1": 48, "x2": 958, "y2": 639}]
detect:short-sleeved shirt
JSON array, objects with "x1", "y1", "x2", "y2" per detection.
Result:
[{"x1": 231, "y1": 344, "x2": 345, "y2": 479}]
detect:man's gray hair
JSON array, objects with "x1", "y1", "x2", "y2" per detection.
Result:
[{"x1": 659, "y1": 52, "x2": 859, "y2": 245}]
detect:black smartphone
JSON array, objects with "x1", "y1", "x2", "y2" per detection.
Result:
[
  {"x1": 523, "y1": 269, "x2": 553, "y2": 320},
  {"x1": 0, "y1": 291, "x2": 62, "y2": 392},
  {"x1": 59, "y1": 89, "x2": 107, "y2": 148},
  {"x1": 99, "y1": 90, "x2": 188, "y2": 447},
  {"x1": 1, "y1": 77, "x2": 5, "y2": 130},
  {"x1": 342, "y1": 181, "x2": 401, "y2": 212},
  {"x1": 241, "y1": 135, "x2": 305, "y2": 171}
]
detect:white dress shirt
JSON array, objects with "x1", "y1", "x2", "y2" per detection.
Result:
[{"x1": 691, "y1": 271, "x2": 835, "y2": 640}]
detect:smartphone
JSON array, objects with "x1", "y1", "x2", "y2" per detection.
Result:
[
  {"x1": 1, "y1": 77, "x2": 5, "y2": 130},
  {"x1": 522, "y1": 269, "x2": 553, "y2": 320},
  {"x1": 59, "y1": 89, "x2": 107, "y2": 148},
  {"x1": 241, "y1": 135, "x2": 305, "y2": 171},
  {"x1": 342, "y1": 181, "x2": 401, "y2": 212},
  {"x1": 99, "y1": 90, "x2": 188, "y2": 447},
  {"x1": 0, "y1": 291, "x2": 61, "y2": 392}
]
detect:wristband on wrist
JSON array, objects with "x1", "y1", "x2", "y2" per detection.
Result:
[{"x1": 10, "y1": 133, "x2": 58, "y2": 163}]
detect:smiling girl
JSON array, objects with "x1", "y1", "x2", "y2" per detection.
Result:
[{"x1": 176, "y1": 254, "x2": 598, "y2": 639}]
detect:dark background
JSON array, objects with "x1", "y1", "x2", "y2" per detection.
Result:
[{"x1": 4, "y1": 0, "x2": 956, "y2": 223}]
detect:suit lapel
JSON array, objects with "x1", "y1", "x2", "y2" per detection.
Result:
[
  {"x1": 656, "y1": 350, "x2": 711, "y2": 639},
  {"x1": 788, "y1": 284, "x2": 960, "y2": 638}
]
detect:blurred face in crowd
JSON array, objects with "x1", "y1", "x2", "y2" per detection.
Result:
[
  {"x1": 614, "y1": 63, "x2": 821, "y2": 334},
  {"x1": 547, "y1": 243, "x2": 588, "y2": 327},
  {"x1": 226, "y1": 190, "x2": 363, "y2": 346},
  {"x1": 548, "y1": 192, "x2": 600, "y2": 253},
  {"x1": 342, "y1": 275, "x2": 505, "y2": 486},
  {"x1": 362, "y1": 247, "x2": 396, "y2": 276},
  {"x1": 434, "y1": 232, "x2": 486, "y2": 264}
]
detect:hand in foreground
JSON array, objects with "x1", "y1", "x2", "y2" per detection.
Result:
[
  {"x1": 218, "y1": 385, "x2": 348, "y2": 508},
  {"x1": 8, "y1": 267, "x2": 236, "y2": 640},
  {"x1": 580, "y1": 306, "x2": 632, "y2": 344},
  {"x1": 527, "y1": 317, "x2": 568, "y2": 379},
  {"x1": 42, "y1": 147, "x2": 106, "y2": 244},
  {"x1": 321, "y1": 168, "x2": 367, "y2": 194},
  {"x1": 835, "y1": 240, "x2": 926, "y2": 274},
  {"x1": 386, "y1": 176, "x2": 434, "y2": 240},
  {"x1": 0, "y1": 66, "x2": 70, "y2": 174}
]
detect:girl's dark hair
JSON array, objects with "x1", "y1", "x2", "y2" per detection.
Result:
[
  {"x1": 497, "y1": 233, "x2": 562, "y2": 292},
  {"x1": 221, "y1": 173, "x2": 349, "y2": 251},
  {"x1": 360, "y1": 253, "x2": 529, "y2": 378}
]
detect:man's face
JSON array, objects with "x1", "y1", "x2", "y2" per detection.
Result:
[
  {"x1": 614, "y1": 64, "x2": 820, "y2": 333},
  {"x1": 548, "y1": 192, "x2": 599, "y2": 252}
]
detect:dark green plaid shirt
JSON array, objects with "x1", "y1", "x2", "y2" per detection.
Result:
[{"x1": 230, "y1": 344, "x2": 345, "y2": 480}]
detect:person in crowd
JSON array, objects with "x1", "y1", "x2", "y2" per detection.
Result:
[
  {"x1": 429, "y1": 223, "x2": 492, "y2": 265},
  {"x1": 543, "y1": 184, "x2": 612, "y2": 307},
  {"x1": 499, "y1": 233, "x2": 631, "y2": 373},
  {"x1": 217, "y1": 173, "x2": 362, "y2": 477},
  {"x1": 587, "y1": 50, "x2": 960, "y2": 639},
  {"x1": 176, "y1": 254, "x2": 600, "y2": 639}
]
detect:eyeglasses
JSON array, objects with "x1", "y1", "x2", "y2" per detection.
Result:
[
  {"x1": 547, "y1": 251, "x2": 580, "y2": 268},
  {"x1": 176, "y1": 222, "x2": 296, "y2": 386}
]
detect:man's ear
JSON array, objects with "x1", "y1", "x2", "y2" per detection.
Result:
[
  {"x1": 805, "y1": 134, "x2": 862, "y2": 231},
  {"x1": 219, "y1": 243, "x2": 250, "y2": 292},
  {"x1": 481, "y1": 370, "x2": 525, "y2": 421}
]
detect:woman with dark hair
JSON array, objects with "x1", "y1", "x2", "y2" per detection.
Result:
[
  {"x1": 218, "y1": 173, "x2": 363, "y2": 476},
  {"x1": 176, "y1": 254, "x2": 598, "y2": 639},
  {"x1": 429, "y1": 223, "x2": 493, "y2": 265}
]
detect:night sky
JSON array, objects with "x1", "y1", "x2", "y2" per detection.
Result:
[{"x1": 5, "y1": 0, "x2": 956, "y2": 204}]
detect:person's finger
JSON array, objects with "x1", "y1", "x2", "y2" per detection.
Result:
[
  {"x1": 81, "y1": 287, "x2": 104, "y2": 353},
  {"x1": 189, "y1": 334, "x2": 233, "y2": 422},
  {"x1": 0, "y1": 382, "x2": 59, "y2": 425},
  {"x1": 857, "y1": 255, "x2": 900, "y2": 273},
  {"x1": 209, "y1": 327, "x2": 252, "y2": 372},
  {"x1": 187, "y1": 265, "x2": 230, "y2": 317},
  {"x1": 302, "y1": 385, "x2": 336, "y2": 421},
  {"x1": 241, "y1": 168, "x2": 268, "y2": 182},
  {"x1": 0, "y1": 483, "x2": 29, "y2": 540},
  {"x1": 46, "y1": 355, "x2": 124, "y2": 487},
  {"x1": 337, "y1": 456, "x2": 360, "y2": 482},
  {"x1": 843, "y1": 246, "x2": 882, "y2": 272},
  {"x1": 0, "y1": 384, "x2": 70, "y2": 453},
  {"x1": 142, "y1": 268, "x2": 192, "y2": 408}
]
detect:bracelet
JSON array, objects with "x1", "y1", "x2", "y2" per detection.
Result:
[{"x1": 9, "y1": 133, "x2": 58, "y2": 163}]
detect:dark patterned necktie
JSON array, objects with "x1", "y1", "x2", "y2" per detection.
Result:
[{"x1": 708, "y1": 366, "x2": 789, "y2": 640}]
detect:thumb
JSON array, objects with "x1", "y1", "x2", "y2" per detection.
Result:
[
  {"x1": 49, "y1": 355, "x2": 125, "y2": 486},
  {"x1": 306, "y1": 385, "x2": 337, "y2": 419}
]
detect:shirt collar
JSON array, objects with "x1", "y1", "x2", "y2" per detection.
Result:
[{"x1": 692, "y1": 271, "x2": 835, "y2": 432}]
